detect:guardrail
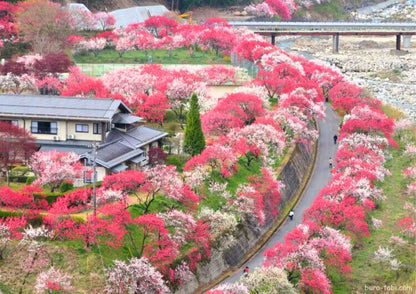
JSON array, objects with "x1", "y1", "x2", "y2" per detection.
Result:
[{"x1": 229, "y1": 21, "x2": 416, "y2": 32}]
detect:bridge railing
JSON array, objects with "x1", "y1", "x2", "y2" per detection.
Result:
[{"x1": 229, "y1": 21, "x2": 416, "y2": 32}]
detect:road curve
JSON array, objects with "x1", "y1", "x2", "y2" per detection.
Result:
[{"x1": 223, "y1": 103, "x2": 340, "y2": 284}]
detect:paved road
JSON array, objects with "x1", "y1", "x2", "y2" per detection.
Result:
[{"x1": 224, "y1": 103, "x2": 340, "y2": 284}]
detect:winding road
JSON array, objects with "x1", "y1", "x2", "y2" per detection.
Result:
[{"x1": 223, "y1": 103, "x2": 340, "y2": 284}]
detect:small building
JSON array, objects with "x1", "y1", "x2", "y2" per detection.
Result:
[{"x1": 0, "y1": 94, "x2": 168, "y2": 180}]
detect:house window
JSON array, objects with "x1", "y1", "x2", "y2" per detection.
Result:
[
  {"x1": 76, "y1": 124, "x2": 89, "y2": 133},
  {"x1": 93, "y1": 123, "x2": 102, "y2": 134},
  {"x1": 1, "y1": 120, "x2": 18, "y2": 126},
  {"x1": 31, "y1": 121, "x2": 57, "y2": 134}
]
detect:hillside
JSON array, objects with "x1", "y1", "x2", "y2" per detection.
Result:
[{"x1": 74, "y1": 0, "x2": 388, "y2": 20}]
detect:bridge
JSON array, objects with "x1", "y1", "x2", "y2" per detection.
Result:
[{"x1": 229, "y1": 22, "x2": 416, "y2": 53}]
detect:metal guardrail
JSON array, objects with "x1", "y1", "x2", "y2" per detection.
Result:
[{"x1": 229, "y1": 21, "x2": 416, "y2": 32}]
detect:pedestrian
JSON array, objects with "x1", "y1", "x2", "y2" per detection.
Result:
[
  {"x1": 243, "y1": 266, "x2": 249, "y2": 278},
  {"x1": 329, "y1": 157, "x2": 333, "y2": 169},
  {"x1": 333, "y1": 134, "x2": 338, "y2": 145},
  {"x1": 289, "y1": 210, "x2": 294, "y2": 220}
]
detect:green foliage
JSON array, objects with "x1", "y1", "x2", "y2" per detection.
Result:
[
  {"x1": 25, "y1": 176, "x2": 35, "y2": 185},
  {"x1": 73, "y1": 48, "x2": 228, "y2": 65},
  {"x1": 165, "y1": 154, "x2": 190, "y2": 172},
  {"x1": 59, "y1": 181, "x2": 74, "y2": 193},
  {"x1": 183, "y1": 93, "x2": 205, "y2": 156},
  {"x1": 9, "y1": 166, "x2": 30, "y2": 177},
  {"x1": 33, "y1": 192, "x2": 64, "y2": 205},
  {"x1": 200, "y1": 157, "x2": 262, "y2": 210},
  {"x1": 0, "y1": 209, "x2": 19, "y2": 218},
  {"x1": 294, "y1": 0, "x2": 348, "y2": 20},
  {"x1": 0, "y1": 42, "x2": 30, "y2": 59}
]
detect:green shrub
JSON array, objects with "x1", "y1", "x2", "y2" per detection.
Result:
[
  {"x1": 59, "y1": 181, "x2": 74, "y2": 193},
  {"x1": 10, "y1": 166, "x2": 31, "y2": 177},
  {"x1": 163, "y1": 111, "x2": 177, "y2": 123},
  {"x1": 166, "y1": 154, "x2": 190, "y2": 171},
  {"x1": 0, "y1": 209, "x2": 20, "y2": 218},
  {"x1": 33, "y1": 192, "x2": 64, "y2": 205},
  {"x1": 164, "y1": 122, "x2": 181, "y2": 136},
  {"x1": 25, "y1": 176, "x2": 36, "y2": 185},
  {"x1": 0, "y1": 42, "x2": 31, "y2": 59}
]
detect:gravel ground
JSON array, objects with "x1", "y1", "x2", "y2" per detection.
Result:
[{"x1": 287, "y1": 35, "x2": 416, "y2": 120}]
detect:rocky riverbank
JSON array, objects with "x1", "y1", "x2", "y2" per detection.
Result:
[
  {"x1": 286, "y1": 35, "x2": 416, "y2": 120},
  {"x1": 352, "y1": 0, "x2": 416, "y2": 21}
]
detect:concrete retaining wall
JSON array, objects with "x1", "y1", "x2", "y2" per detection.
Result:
[{"x1": 176, "y1": 141, "x2": 315, "y2": 294}]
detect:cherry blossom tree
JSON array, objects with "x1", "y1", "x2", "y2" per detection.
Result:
[
  {"x1": 0, "y1": 1, "x2": 18, "y2": 46},
  {"x1": 115, "y1": 37, "x2": 134, "y2": 57},
  {"x1": 184, "y1": 145, "x2": 238, "y2": 178},
  {"x1": 214, "y1": 92, "x2": 265, "y2": 126},
  {"x1": 0, "y1": 73, "x2": 38, "y2": 94},
  {"x1": 19, "y1": 225, "x2": 52, "y2": 293},
  {"x1": 141, "y1": 165, "x2": 197, "y2": 213},
  {"x1": 264, "y1": 224, "x2": 351, "y2": 293},
  {"x1": 0, "y1": 121, "x2": 37, "y2": 178},
  {"x1": 78, "y1": 37, "x2": 107, "y2": 57},
  {"x1": 206, "y1": 283, "x2": 249, "y2": 294},
  {"x1": 242, "y1": 266, "x2": 297, "y2": 294},
  {"x1": 232, "y1": 39, "x2": 275, "y2": 63},
  {"x1": 198, "y1": 65, "x2": 237, "y2": 85},
  {"x1": 340, "y1": 105, "x2": 396, "y2": 147},
  {"x1": 29, "y1": 151, "x2": 83, "y2": 192},
  {"x1": 201, "y1": 111, "x2": 243, "y2": 136},
  {"x1": 255, "y1": 63, "x2": 304, "y2": 101},
  {"x1": 101, "y1": 170, "x2": 146, "y2": 201},
  {"x1": 134, "y1": 213, "x2": 178, "y2": 269},
  {"x1": 35, "y1": 267, "x2": 72, "y2": 293},
  {"x1": 198, "y1": 207, "x2": 237, "y2": 249},
  {"x1": 105, "y1": 257, "x2": 169, "y2": 294},
  {"x1": 69, "y1": 7, "x2": 97, "y2": 31},
  {"x1": 135, "y1": 92, "x2": 170, "y2": 124},
  {"x1": 93, "y1": 12, "x2": 116, "y2": 30},
  {"x1": 16, "y1": 0, "x2": 74, "y2": 54},
  {"x1": 144, "y1": 16, "x2": 178, "y2": 37}
]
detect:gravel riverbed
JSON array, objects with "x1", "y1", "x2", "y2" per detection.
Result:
[{"x1": 285, "y1": 35, "x2": 416, "y2": 120}]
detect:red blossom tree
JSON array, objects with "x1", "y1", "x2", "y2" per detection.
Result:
[
  {"x1": 135, "y1": 92, "x2": 170, "y2": 124},
  {"x1": 214, "y1": 92, "x2": 265, "y2": 126},
  {"x1": 0, "y1": 121, "x2": 37, "y2": 179},
  {"x1": 255, "y1": 63, "x2": 304, "y2": 100},
  {"x1": 144, "y1": 16, "x2": 178, "y2": 37}
]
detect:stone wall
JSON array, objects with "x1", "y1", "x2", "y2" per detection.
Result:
[{"x1": 176, "y1": 141, "x2": 315, "y2": 294}]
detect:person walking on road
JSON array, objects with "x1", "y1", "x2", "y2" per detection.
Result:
[
  {"x1": 289, "y1": 210, "x2": 294, "y2": 220},
  {"x1": 333, "y1": 134, "x2": 338, "y2": 144},
  {"x1": 243, "y1": 266, "x2": 249, "y2": 278},
  {"x1": 329, "y1": 157, "x2": 333, "y2": 169}
]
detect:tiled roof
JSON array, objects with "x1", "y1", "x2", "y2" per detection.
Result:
[
  {"x1": 0, "y1": 94, "x2": 131, "y2": 121},
  {"x1": 79, "y1": 126, "x2": 167, "y2": 169},
  {"x1": 106, "y1": 126, "x2": 168, "y2": 148}
]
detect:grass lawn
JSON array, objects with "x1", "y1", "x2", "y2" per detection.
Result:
[
  {"x1": 332, "y1": 121, "x2": 416, "y2": 293},
  {"x1": 73, "y1": 47, "x2": 230, "y2": 65}
]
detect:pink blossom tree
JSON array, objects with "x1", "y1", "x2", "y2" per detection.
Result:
[
  {"x1": 93, "y1": 12, "x2": 116, "y2": 30},
  {"x1": 29, "y1": 151, "x2": 83, "y2": 192},
  {"x1": 105, "y1": 257, "x2": 169, "y2": 294}
]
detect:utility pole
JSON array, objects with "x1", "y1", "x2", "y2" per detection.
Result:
[{"x1": 92, "y1": 143, "x2": 97, "y2": 218}]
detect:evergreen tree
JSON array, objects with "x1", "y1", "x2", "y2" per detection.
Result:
[{"x1": 184, "y1": 93, "x2": 205, "y2": 155}]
